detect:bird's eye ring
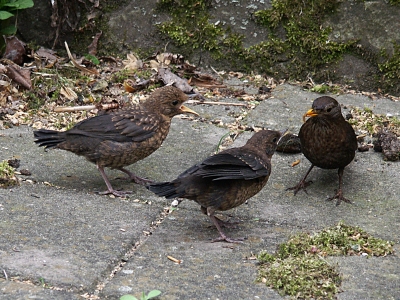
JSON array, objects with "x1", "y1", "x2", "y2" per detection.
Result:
[{"x1": 172, "y1": 100, "x2": 179, "y2": 106}]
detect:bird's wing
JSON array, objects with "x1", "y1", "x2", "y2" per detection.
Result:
[
  {"x1": 65, "y1": 110, "x2": 160, "y2": 143},
  {"x1": 179, "y1": 152, "x2": 270, "y2": 181}
]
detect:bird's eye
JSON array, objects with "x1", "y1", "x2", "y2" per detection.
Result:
[
  {"x1": 272, "y1": 137, "x2": 278, "y2": 143},
  {"x1": 172, "y1": 100, "x2": 179, "y2": 106},
  {"x1": 327, "y1": 107, "x2": 332, "y2": 112}
]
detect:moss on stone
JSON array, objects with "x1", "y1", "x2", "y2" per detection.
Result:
[
  {"x1": 0, "y1": 160, "x2": 18, "y2": 188},
  {"x1": 156, "y1": 0, "x2": 355, "y2": 79},
  {"x1": 378, "y1": 41, "x2": 400, "y2": 94},
  {"x1": 257, "y1": 221, "x2": 394, "y2": 298}
]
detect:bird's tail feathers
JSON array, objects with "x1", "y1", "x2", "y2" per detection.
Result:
[
  {"x1": 34, "y1": 129, "x2": 65, "y2": 149},
  {"x1": 147, "y1": 182, "x2": 180, "y2": 199}
]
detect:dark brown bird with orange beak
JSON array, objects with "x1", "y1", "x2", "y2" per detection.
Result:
[
  {"x1": 288, "y1": 96, "x2": 357, "y2": 205},
  {"x1": 34, "y1": 86, "x2": 198, "y2": 197}
]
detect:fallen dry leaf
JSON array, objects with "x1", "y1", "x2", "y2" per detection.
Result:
[
  {"x1": 3, "y1": 62, "x2": 32, "y2": 89},
  {"x1": 291, "y1": 159, "x2": 301, "y2": 167},
  {"x1": 3, "y1": 36, "x2": 26, "y2": 65},
  {"x1": 123, "y1": 52, "x2": 143, "y2": 70}
]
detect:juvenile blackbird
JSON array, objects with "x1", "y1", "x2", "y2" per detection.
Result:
[
  {"x1": 34, "y1": 86, "x2": 198, "y2": 197},
  {"x1": 288, "y1": 96, "x2": 357, "y2": 205},
  {"x1": 147, "y1": 129, "x2": 282, "y2": 243}
]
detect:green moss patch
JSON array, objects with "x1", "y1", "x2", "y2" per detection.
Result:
[
  {"x1": 257, "y1": 222, "x2": 394, "y2": 299},
  {"x1": 157, "y1": 0, "x2": 354, "y2": 78},
  {"x1": 0, "y1": 160, "x2": 18, "y2": 188}
]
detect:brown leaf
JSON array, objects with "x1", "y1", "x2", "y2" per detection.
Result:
[
  {"x1": 190, "y1": 74, "x2": 226, "y2": 88},
  {"x1": 3, "y1": 36, "x2": 26, "y2": 65},
  {"x1": 88, "y1": 31, "x2": 102, "y2": 56},
  {"x1": 36, "y1": 47, "x2": 59, "y2": 62},
  {"x1": 123, "y1": 53, "x2": 143, "y2": 70},
  {"x1": 5, "y1": 64, "x2": 32, "y2": 89},
  {"x1": 158, "y1": 68, "x2": 193, "y2": 94}
]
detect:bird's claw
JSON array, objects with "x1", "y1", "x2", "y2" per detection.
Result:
[
  {"x1": 286, "y1": 180, "x2": 313, "y2": 195},
  {"x1": 327, "y1": 189, "x2": 352, "y2": 206},
  {"x1": 98, "y1": 189, "x2": 133, "y2": 198},
  {"x1": 211, "y1": 235, "x2": 245, "y2": 244}
]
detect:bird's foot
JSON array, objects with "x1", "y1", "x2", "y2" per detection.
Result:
[
  {"x1": 98, "y1": 189, "x2": 133, "y2": 198},
  {"x1": 211, "y1": 235, "x2": 245, "y2": 244},
  {"x1": 116, "y1": 175, "x2": 154, "y2": 185},
  {"x1": 117, "y1": 168, "x2": 154, "y2": 186},
  {"x1": 132, "y1": 176, "x2": 154, "y2": 185},
  {"x1": 327, "y1": 189, "x2": 352, "y2": 206},
  {"x1": 286, "y1": 180, "x2": 313, "y2": 195}
]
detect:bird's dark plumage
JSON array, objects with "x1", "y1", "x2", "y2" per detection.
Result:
[
  {"x1": 288, "y1": 96, "x2": 357, "y2": 205},
  {"x1": 34, "y1": 86, "x2": 198, "y2": 197},
  {"x1": 147, "y1": 129, "x2": 282, "y2": 243}
]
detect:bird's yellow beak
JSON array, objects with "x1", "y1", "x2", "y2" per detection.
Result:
[
  {"x1": 302, "y1": 108, "x2": 318, "y2": 123},
  {"x1": 180, "y1": 105, "x2": 199, "y2": 116}
]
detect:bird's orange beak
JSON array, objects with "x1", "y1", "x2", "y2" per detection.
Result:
[
  {"x1": 180, "y1": 105, "x2": 199, "y2": 116},
  {"x1": 302, "y1": 108, "x2": 318, "y2": 123}
]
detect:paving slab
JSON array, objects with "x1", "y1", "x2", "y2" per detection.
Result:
[
  {"x1": 0, "y1": 118, "x2": 227, "y2": 296},
  {"x1": 1, "y1": 83, "x2": 399, "y2": 299}
]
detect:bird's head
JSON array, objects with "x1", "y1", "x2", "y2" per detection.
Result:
[
  {"x1": 302, "y1": 96, "x2": 342, "y2": 122},
  {"x1": 145, "y1": 86, "x2": 198, "y2": 118},
  {"x1": 247, "y1": 129, "x2": 282, "y2": 156}
]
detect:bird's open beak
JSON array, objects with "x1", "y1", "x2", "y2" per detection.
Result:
[
  {"x1": 302, "y1": 108, "x2": 318, "y2": 123},
  {"x1": 180, "y1": 105, "x2": 199, "y2": 116}
]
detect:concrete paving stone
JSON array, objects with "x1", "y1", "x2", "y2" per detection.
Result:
[
  {"x1": 99, "y1": 198, "x2": 285, "y2": 300},
  {"x1": 0, "y1": 83, "x2": 399, "y2": 299},
  {"x1": 0, "y1": 279, "x2": 80, "y2": 300},
  {"x1": 0, "y1": 119, "x2": 227, "y2": 295}
]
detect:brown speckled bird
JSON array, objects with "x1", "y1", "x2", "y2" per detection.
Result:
[
  {"x1": 147, "y1": 129, "x2": 282, "y2": 243},
  {"x1": 34, "y1": 86, "x2": 198, "y2": 197},
  {"x1": 288, "y1": 96, "x2": 357, "y2": 205}
]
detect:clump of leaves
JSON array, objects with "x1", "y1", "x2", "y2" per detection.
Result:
[
  {"x1": 0, "y1": 0, "x2": 34, "y2": 35},
  {"x1": 257, "y1": 222, "x2": 394, "y2": 299},
  {"x1": 120, "y1": 290, "x2": 161, "y2": 300},
  {"x1": 348, "y1": 107, "x2": 400, "y2": 136},
  {"x1": 0, "y1": 159, "x2": 18, "y2": 188}
]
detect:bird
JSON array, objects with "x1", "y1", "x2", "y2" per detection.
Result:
[
  {"x1": 147, "y1": 129, "x2": 283, "y2": 243},
  {"x1": 287, "y1": 96, "x2": 357, "y2": 205},
  {"x1": 34, "y1": 86, "x2": 198, "y2": 197}
]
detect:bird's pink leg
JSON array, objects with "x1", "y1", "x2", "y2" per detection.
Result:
[
  {"x1": 207, "y1": 207, "x2": 244, "y2": 243},
  {"x1": 118, "y1": 168, "x2": 154, "y2": 185},
  {"x1": 97, "y1": 164, "x2": 132, "y2": 197}
]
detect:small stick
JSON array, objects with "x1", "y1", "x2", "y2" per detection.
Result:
[
  {"x1": 186, "y1": 99, "x2": 248, "y2": 107},
  {"x1": 3, "y1": 269, "x2": 8, "y2": 280},
  {"x1": 54, "y1": 103, "x2": 120, "y2": 113},
  {"x1": 167, "y1": 255, "x2": 182, "y2": 264},
  {"x1": 64, "y1": 41, "x2": 98, "y2": 75}
]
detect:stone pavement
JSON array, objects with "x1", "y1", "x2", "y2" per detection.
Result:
[{"x1": 0, "y1": 83, "x2": 399, "y2": 299}]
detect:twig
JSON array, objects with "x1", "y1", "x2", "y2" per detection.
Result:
[
  {"x1": 54, "y1": 103, "x2": 120, "y2": 113},
  {"x1": 186, "y1": 99, "x2": 248, "y2": 107},
  {"x1": 64, "y1": 41, "x2": 98, "y2": 75},
  {"x1": 3, "y1": 269, "x2": 8, "y2": 280},
  {"x1": 167, "y1": 255, "x2": 182, "y2": 264}
]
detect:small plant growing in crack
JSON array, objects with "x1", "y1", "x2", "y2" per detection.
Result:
[{"x1": 120, "y1": 290, "x2": 161, "y2": 300}]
